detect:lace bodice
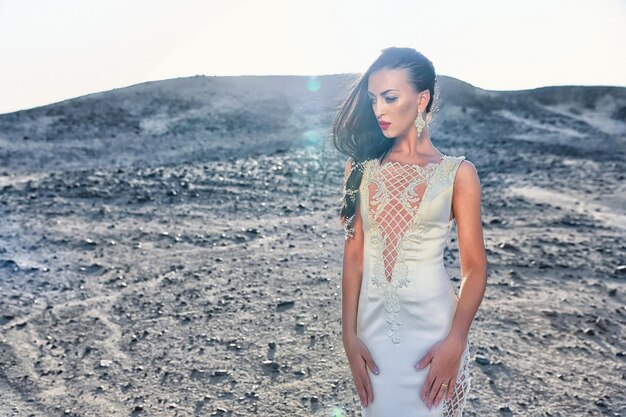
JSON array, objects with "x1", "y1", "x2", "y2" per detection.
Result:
[
  {"x1": 360, "y1": 155, "x2": 464, "y2": 344},
  {"x1": 366, "y1": 156, "x2": 447, "y2": 284}
]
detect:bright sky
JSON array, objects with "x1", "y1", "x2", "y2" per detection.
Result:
[{"x1": 0, "y1": 0, "x2": 624, "y2": 114}]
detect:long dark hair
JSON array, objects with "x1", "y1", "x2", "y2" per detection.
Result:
[{"x1": 333, "y1": 47, "x2": 440, "y2": 239}]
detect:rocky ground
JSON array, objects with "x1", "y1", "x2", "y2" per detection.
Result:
[{"x1": 0, "y1": 75, "x2": 625, "y2": 416}]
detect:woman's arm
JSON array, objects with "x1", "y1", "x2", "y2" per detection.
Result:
[
  {"x1": 341, "y1": 159, "x2": 365, "y2": 342},
  {"x1": 447, "y1": 160, "x2": 488, "y2": 343}
]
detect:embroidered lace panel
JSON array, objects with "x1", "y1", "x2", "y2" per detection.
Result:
[
  {"x1": 363, "y1": 156, "x2": 467, "y2": 345},
  {"x1": 363, "y1": 157, "x2": 448, "y2": 344},
  {"x1": 443, "y1": 341, "x2": 472, "y2": 417},
  {"x1": 366, "y1": 158, "x2": 444, "y2": 284}
]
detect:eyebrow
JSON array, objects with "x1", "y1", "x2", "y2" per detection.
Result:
[{"x1": 367, "y1": 89, "x2": 399, "y2": 96}]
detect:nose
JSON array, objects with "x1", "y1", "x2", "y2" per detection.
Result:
[{"x1": 374, "y1": 100, "x2": 385, "y2": 119}]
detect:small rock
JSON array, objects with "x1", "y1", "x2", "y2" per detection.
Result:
[
  {"x1": 475, "y1": 355, "x2": 490, "y2": 365},
  {"x1": 99, "y1": 359, "x2": 112, "y2": 368},
  {"x1": 540, "y1": 309, "x2": 558, "y2": 317},
  {"x1": 594, "y1": 398, "x2": 608, "y2": 408},
  {"x1": 594, "y1": 317, "x2": 609, "y2": 332},
  {"x1": 498, "y1": 242, "x2": 517, "y2": 250},
  {"x1": 276, "y1": 300, "x2": 295, "y2": 311},
  {"x1": 261, "y1": 360, "x2": 280, "y2": 372}
]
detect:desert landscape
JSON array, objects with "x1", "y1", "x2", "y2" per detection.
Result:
[{"x1": 0, "y1": 74, "x2": 625, "y2": 416}]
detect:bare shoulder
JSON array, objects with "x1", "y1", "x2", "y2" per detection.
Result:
[
  {"x1": 451, "y1": 158, "x2": 482, "y2": 224},
  {"x1": 455, "y1": 158, "x2": 481, "y2": 187}
]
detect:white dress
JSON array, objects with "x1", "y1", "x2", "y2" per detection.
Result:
[{"x1": 356, "y1": 155, "x2": 472, "y2": 416}]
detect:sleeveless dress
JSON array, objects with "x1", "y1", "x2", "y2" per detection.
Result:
[{"x1": 356, "y1": 154, "x2": 472, "y2": 416}]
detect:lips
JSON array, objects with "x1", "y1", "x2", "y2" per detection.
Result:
[{"x1": 379, "y1": 121, "x2": 391, "y2": 129}]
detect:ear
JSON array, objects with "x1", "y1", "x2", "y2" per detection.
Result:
[{"x1": 419, "y1": 90, "x2": 430, "y2": 109}]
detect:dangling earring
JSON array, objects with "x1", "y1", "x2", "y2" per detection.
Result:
[{"x1": 414, "y1": 108, "x2": 426, "y2": 136}]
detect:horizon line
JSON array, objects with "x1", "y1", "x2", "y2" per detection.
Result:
[{"x1": 2, "y1": 73, "x2": 625, "y2": 116}]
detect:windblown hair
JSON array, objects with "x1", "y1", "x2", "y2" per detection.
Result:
[{"x1": 333, "y1": 47, "x2": 440, "y2": 240}]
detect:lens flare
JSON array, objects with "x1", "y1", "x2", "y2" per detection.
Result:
[
  {"x1": 330, "y1": 406, "x2": 345, "y2": 417},
  {"x1": 307, "y1": 76, "x2": 321, "y2": 92},
  {"x1": 301, "y1": 129, "x2": 324, "y2": 148}
]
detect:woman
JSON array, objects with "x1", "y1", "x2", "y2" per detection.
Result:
[{"x1": 334, "y1": 47, "x2": 487, "y2": 416}]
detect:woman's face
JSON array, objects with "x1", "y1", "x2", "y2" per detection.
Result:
[{"x1": 367, "y1": 68, "x2": 428, "y2": 138}]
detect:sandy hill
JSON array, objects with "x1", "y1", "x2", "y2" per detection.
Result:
[{"x1": 1, "y1": 74, "x2": 624, "y2": 175}]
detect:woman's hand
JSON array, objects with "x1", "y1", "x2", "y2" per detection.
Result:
[
  {"x1": 414, "y1": 334, "x2": 466, "y2": 409},
  {"x1": 343, "y1": 333, "x2": 380, "y2": 408}
]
